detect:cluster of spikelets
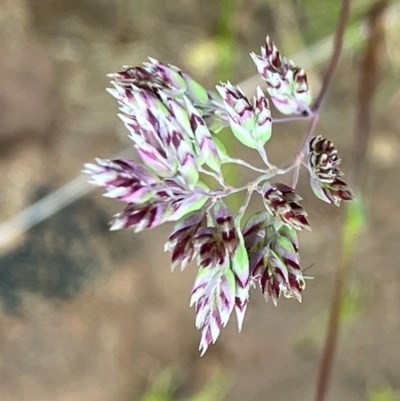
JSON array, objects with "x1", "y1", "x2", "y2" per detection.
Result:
[{"x1": 84, "y1": 37, "x2": 353, "y2": 355}]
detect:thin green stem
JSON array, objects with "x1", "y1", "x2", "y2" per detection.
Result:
[
  {"x1": 235, "y1": 187, "x2": 254, "y2": 222},
  {"x1": 257, "y1": 146, "x2": 274, "y2": 169},
  {"x1": 208, "y1": 171, "x2": 274, "y2": 198},
  {"x1": 291, "y1": 113, "x2": 320, "y2": 188},
  {"x1": 276, "y1": 163, "x2": 297, "y2": 176},
  {"x1": 223, "y1": 157, "x2": 269, "y2": 174},
  {"x1": 199, "y1": 166, "x2": 228, "y2": 188}
]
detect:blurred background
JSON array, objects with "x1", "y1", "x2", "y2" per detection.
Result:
[{"x1": 0, "y1": 0, "x2": 400, "y2": 400}]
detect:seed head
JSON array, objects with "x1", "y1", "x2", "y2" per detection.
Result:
[{"x1": 308, "y1": 136, "x2": 354, "y2": 206}]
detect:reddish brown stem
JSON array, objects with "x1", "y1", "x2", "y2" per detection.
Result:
[
  {"x1": 314, "y1": 255, "x2": 348, "y2": 401},
  {"x1": 312, "y1": 0, "x2": 352, "y2": 112},
  {"x1": 292, "y1": 0, "x2": 351, "y2": 188},
  {"x1": 314, "y1": 2, "x2": 387, "y2": 401}
]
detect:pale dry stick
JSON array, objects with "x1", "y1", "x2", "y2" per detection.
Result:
[
  {"x1": 0, "y1": 149, "x2": 131, "y2": 251},
  {"x1": 1, "y1": 7, "x2": 397, "y2": 251},
  {"x1": 0, "y1": 175, "x2": 91, "y2": 251}
]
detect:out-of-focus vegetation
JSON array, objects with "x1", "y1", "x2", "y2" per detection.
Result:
[
  {"x1": 368, "y1": 385, "x2": 400, "y2": 401},
  {"x1": 139, "y1": 370, "x2": 230, "y2": 401}
]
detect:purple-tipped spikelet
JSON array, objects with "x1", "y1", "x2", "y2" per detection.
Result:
[
  {"x1": 250, "y1": 36, "x2": 312, "y2": 115},
  {"x1": 262, "y1": 182, "x2": 310, "y2": 231},
  {"x1": 83, "y1": 158, "x2": 159, "y2": 204},
  {"x1": 216, "y1": 83, "x2": 272, "y2": 148},
  {"x1": 83, "y1": 159, "x2": 210, "y2": 231},
  {"x1": 165, "y1": 211, "x2": 207, "y2": 271},
  {"x1": 84, "y1": 36, "x2": 353, "y2": 354},
  {"x1": 307, "y1": 136, "x2": 354, "y2": 206},
  {"x1": 243, "y1": 212, "x2": 305, "y2": 305},
  {"x1": 108, "y1": 62, "x2": 223, "y2": 187},
  {"x1": 189, "y1": 202, "x2": 250, "y2": 354}
]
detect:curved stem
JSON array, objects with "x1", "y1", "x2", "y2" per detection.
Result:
[
  {"x1": 291, "y1": 113, "x2": 320, "y2": 188},
  {"x1": 314, "y1": 202, "x2": 361, "y2": 401},
  {"x1": 199, "y1": 167, "x2": 228, "y2": 188},
  {"x1": 276, "y1": 162, "x2": 297, "y2": 176},
  {"x1": 224, "y1": 157, "x2": 269, "y2": 174},
  {"x1": 311, "y1": 0, "x2": 354, "y2": 400},
  {"x1": 315, "y1": 2, "x2": 385, "y2": 400},
  {"x1": 257, "y1": 146, "x2": 274, "y2": 169},
  {"x1": 311, "y1": 0, "x2": 352, "y2": 112},
  {"x1": 235, "y1": 187, "x2": 254, "y2": 222},
  {"x1": 208, "y1": 170, "x2": 275, "y2": 200}
]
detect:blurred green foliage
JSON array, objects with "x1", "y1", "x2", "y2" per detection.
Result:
[
  {"x1": 293, "y1": 197, "x2": 366, "y2": 351},
  {"x1": 292, "y1": 279, "x2": 364, "y2": 354},
  {"x1": 297, "y1": 0, "x2": 342, "y2": 42},
  {"x1": 216, "y1": 0, "x2": 240, "y2": 82},
  {"x1": 368, "y1": 385, "x2": 400, "y2": 401},
  {"x1": 343, "y1": 196, "x2": 366, "y2": 251},
  {"x1": 214, "y1": 0, "x2": 242, "y2": 207},
  {"x1": 139, "y1": 369, "x2": 230, "y2": 401},
  {"x1": 298, "y1": 0, "x2": 381, "y2": 43}
]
